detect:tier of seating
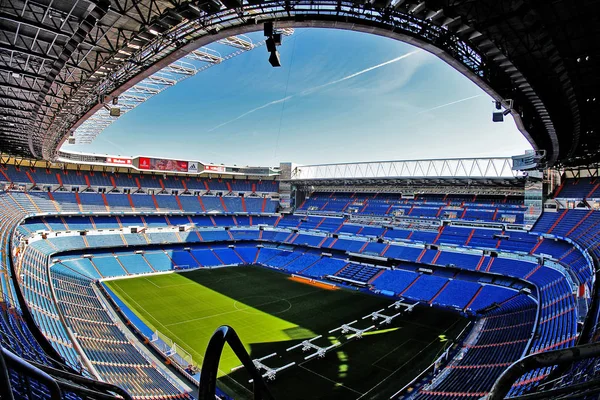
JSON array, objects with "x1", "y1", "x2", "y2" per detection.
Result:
[
  {"x1": 58, "y1": 243, "x2": 521, "y2": 315},
  {"x1": 15, "y1": 235, "x2": 193, "y2": 397},
  {"x1": 3, "y1": 190, "x2": 278, "y2": 215},
  {"x1": 24, "y1": 225, "x2": 539, "y2": 399},
  {"x1": 0, "y1": 164, "x2": 279, "y2": 193},
  {"x1": 298, "y1": 192, "x2": 526, "y2": 223},
  {"x1": 50, "y1": 262, "x2": 188, "y2": 397},
  {"x1": 0, "y1": 192, "x2": 112, "y2": 399},
  {"x1": 415, "y1": 295, "x2": 538, "y2": 399},
  {"x1": 1, "y1": 181, "x2": 598, "y2": 399},
  {"x1": 553, "y1": 177, "x2": 600, "y2": 199},
  {"x1": 16, "y1": 211, "x2": 588, "y2": 390}
]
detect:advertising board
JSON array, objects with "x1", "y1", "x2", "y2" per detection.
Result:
[{"x1": 138, "y1": 157, "x2": 188, "y2": 172}]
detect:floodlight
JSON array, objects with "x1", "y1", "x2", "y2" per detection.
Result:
[
  {"x1": 264, "y1": 22, "x2": 274, "y2": 37},
  {"x1": 266, "y1": 37, "x2": 277, "y2": 52},
  {"x1": 269, "y1": 51, "x2": 281, "y2": 67}
]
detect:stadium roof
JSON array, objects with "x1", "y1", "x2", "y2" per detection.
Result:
[
  {"x1": 285, "y1": 157, "x2": 525, "y2": 192},
  {"x1": 1, "y1": 0, "x2": 598, "y2": 166},
  {"x1": 289, "y1": 157, "x2": 521, "y2": 180}
]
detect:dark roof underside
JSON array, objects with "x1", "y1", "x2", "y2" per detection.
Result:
[{"x1": 0, "y1": 0, "x2": 598, "y2": 166}]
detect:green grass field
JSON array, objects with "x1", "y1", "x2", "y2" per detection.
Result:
[{"x1": 106, "y1": 266, "x2": 469, "y2": 399}]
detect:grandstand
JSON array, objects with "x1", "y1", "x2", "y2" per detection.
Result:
[
  {"x1": 0, "y1": 155, "x2": 599, "y2": 399},
  {"x1": 1, "y1": 0, "x2": 600, "y2": 399}
]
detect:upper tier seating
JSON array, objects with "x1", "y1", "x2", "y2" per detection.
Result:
[
  {"x1": 0, "y1": 164, "x2": 279, "y2": 193},
  {"x1": 554, "y1": 177, "x2": 600, "y2": 199},
  {"x1": 298, "y1": 192, "x2": 526, "y2": 223}
]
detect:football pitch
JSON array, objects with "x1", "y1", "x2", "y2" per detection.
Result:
[{"x1": 105, "y1": 266, "x2": 470, "y2": 399}]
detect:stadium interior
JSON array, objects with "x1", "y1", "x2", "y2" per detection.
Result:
[{"x1": 1, "y1": 0, "x2": 600, "y2": 399}]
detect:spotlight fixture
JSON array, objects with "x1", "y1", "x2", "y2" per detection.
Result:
[
  {"x1": 263, "y1": 22, "x2": 283, "y2": 67},
  {"x1": 492, "y1": 99, "x2": 514, "y2": 123},
  {"x1": 492, "y1": 112, "x2": 504, "y2": 122},
  {"x1": 269, "y1": 51, "x2": 281, "y2": 68},
  {"x1": 266, "y1": 37, "x2": 277, "y2": 52},
  {"x1": 264, "y1": 22, "x2": 274, "y2": 37}
]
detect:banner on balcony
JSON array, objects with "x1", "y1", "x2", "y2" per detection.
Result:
[{"x1": 138, "y1": 157, "x2": 188, "y2": 172}]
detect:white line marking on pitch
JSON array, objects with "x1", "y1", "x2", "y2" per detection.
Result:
[
  {"x1": 370, "y1": 336, "x2": 408, "y2": 367},
  {"x1": 357, "y1": 318, "x2": 465, "y2": 399},
  {"x1": 113, "y1": 282, "x2": 252, "y2": 394},
  {"x1": 164, "y1": 289, "x2": 319, "y2": 327},
  {"x1": 357, "y1": 339, "x2": 437, "y2": 400},
  {"x1": 143, "y1": 277, "x2": 161, "y2": 288},
  {"x1": 298, "y1": 365, "x2": 363, "y2": 395}
]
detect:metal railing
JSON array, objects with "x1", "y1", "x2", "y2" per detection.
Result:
[
  {"x1": 198, "y1": 325, "x2": 274, "y2": 400},
  {"x1": 487, "y1": 342, "x2": 600, "y2": 399},
  {"x1": 1, "y1": 345, "x2": 134, "y2": 400}
]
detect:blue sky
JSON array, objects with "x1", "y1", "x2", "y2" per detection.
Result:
[{"x1": 65, "y1": 28, "x2": 532, "y2": 166}]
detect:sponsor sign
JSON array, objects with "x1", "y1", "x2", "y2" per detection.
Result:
[
  {"x1": 204, "y1": 165, "x2": 226, "y2": 172},
  {"x1": 138, "y1": 157, "x2": 188, "y2": 172},
  {"x1": 106, "y1": 157, "x2": 132, "y2": 165},
  {"x1": 138, "y1": 157, "x2": 151, "y2": 170},
  {"x1": 188, "y1": 162, "x2": 199, "y2": 173}
]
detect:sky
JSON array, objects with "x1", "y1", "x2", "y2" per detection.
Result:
[{"x1": 64, "y1": 28, "x2": 532, "y2": 166}]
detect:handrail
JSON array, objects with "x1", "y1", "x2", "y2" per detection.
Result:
[
  {"x1": 198, "y1": 325, "x2": 274, "y2": 400},
  {"x1": 27, "y1": 358, "x2": 134, "y2": 400},
  {"x1": 389, "y1": 320, "x2": 474, "y2": 399},
  {"x1": 2, "y1": 346, "x2": 62, "y2": 400},
  {"x1": 508, "y1": 377, "x2": 600, "y2": 399},
  {"x1": 487, "y1": 341, "x2": 600, "y2": 399},
  {"x1": 1, "y1": 344, "x2": 134, "y2": 400},
  {"x1": 0, "y1": 345, "x2": 15, "y2": 400}
]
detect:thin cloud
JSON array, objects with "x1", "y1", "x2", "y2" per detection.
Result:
[
  {"x1": 207, "y1": 50, "x2": 421, "y2": 133},
  {"x1": 207, "y1": 95, "x2": 294, "y2": 133},
  {"x1": 417, "y1": 94, "x2": 483, "y2": 115}
]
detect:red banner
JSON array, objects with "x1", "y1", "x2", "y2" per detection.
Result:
[
  {"x1": 205, "y1": 165, "x2": 226, "y2": 172},
  {"x1": 138, "y1": 157, "x2": 188, "y2": 172},
  {"x1": 138, "y1": 157, "x2": 151, "y2": 170},
  {"x1": 106, "y1": 156, "x2": 132, "y2": 165}
]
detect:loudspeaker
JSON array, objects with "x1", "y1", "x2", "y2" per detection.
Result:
[
  {"x1": 492, "y1": 112, "x2": 504, "y2": 122},
  {"x1": 266, "y1": 37, "x2": 276, "y2": 52},
  {"x1": 264, "y1": 21, "x2": 273, "y2": 37},
  {"x1": 273, "y1": 33, "x2": 282, "y2": 45},
  {"x1": 198, "y1": 0, "x2": 221, "y2": 13},
  {"x1": 269, "y1": 51, "x2": 281, "y2": 67},
  {"x1": 220, "y1": 0, "x2": 242, "y2": 8},
  {"x1": 178, "y1": 3, "x2": 200, "y2": 20}
]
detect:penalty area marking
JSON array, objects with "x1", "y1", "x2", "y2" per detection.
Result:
[
  {"x1": 297, "y1": 365, "x2": 363, "y2": 396},
  {"x1": 140, "y1": 269, "x2": 247, "y2": 289},
  {"x1": 357, "y1": 318, "x2": 466, "y2": 399},
  {"x1": 165, "y1": 290, "x2": 318, "y2": 327},
  {"x1": 356, "y1": 338, "x2": 439, "y2": 400},
  {"x1": 233, "y1": 295, "x2": 292, "y2": 315},
  {"x1": 110, "y1": 282, "x2": 252, "y2": 395}
]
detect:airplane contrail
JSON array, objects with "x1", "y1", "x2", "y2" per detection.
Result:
[
  {"x1": 417, "y1": 94, "x2": 482, "y2": 115},
  {"x1": 207, "y1": 50, "x2": 421, "y2": 133}
]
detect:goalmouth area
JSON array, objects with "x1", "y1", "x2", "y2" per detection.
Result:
[{"x1": 105, "y1": 266, "x2": 470, "y2": 399}]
